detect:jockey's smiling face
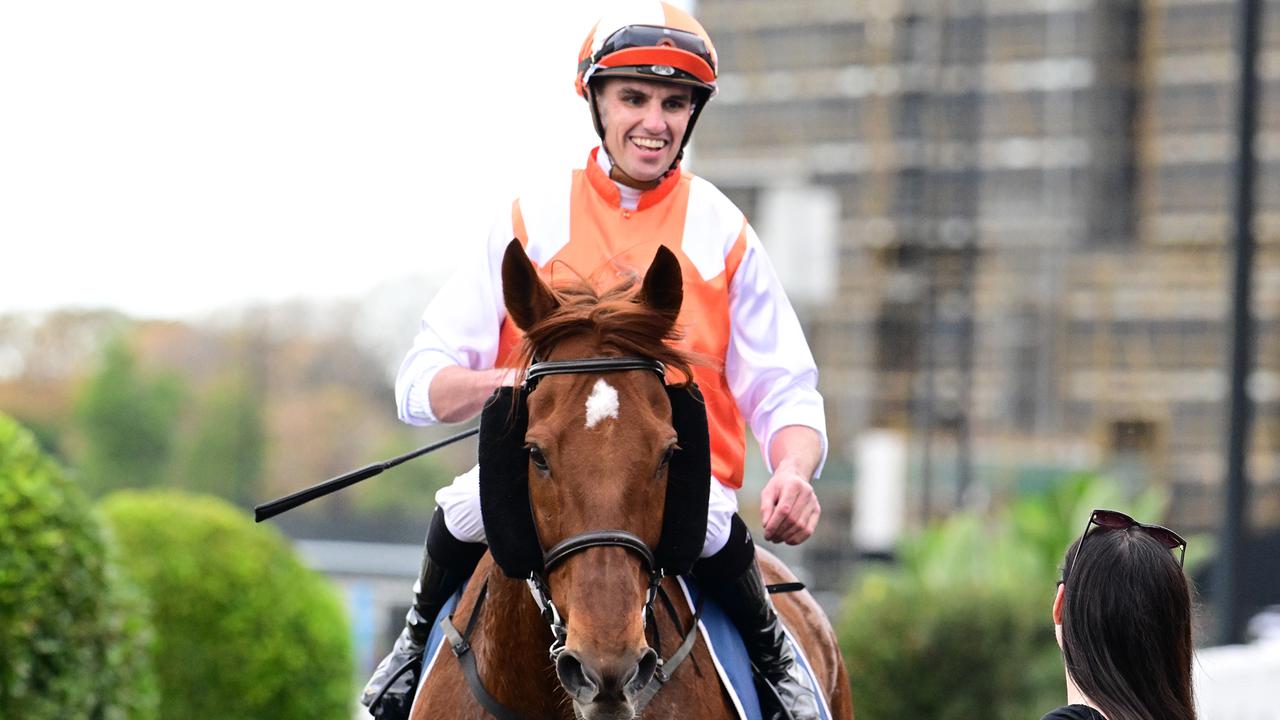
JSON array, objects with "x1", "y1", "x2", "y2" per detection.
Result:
[{"x1": 597, "y1": 78, "x2": 694, "y2": 183}]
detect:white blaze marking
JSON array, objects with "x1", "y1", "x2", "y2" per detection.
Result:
[{"x1": 584, "y1": 379, "x2": 620, "y2": 429}]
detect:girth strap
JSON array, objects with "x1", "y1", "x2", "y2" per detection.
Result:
[{"x1": 767, "y1": 581, "x2": 806, "y2": 594}]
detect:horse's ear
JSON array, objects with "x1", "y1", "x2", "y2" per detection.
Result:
[
  {"x1": 639, "y1": 245, "x2": 683, "y2": 327},
  {"x1": 502, "y1": 239, "x2": 558, "y2": 332}
]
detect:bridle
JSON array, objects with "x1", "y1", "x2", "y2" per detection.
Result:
[
  {"x1": 441, "y1": 355, "x2": 702, "y2": 718},
  {"x1": 521, "y1": 356, "x2": 671, "y2": 660}
]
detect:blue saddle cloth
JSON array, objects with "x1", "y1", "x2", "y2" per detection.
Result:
[
  {"x1": 680, "y1": 578, "x2": 831, "y2": 720},
  {"x1": 417, "y1": 577, "x2": 830, "y2": 720}
]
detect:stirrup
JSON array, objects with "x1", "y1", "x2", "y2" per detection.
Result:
[{"x1": 366, "y1": 656, "x2": 420, "y2": 708}]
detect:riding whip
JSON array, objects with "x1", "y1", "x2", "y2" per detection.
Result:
[{"x1": 254, "y1": 426, "x2": 479, "y2": 522}]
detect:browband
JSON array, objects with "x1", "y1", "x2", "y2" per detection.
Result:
[{"x1": 525, "y1": 357, "x2": 665, "y2": 391}]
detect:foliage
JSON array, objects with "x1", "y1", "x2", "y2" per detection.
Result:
[
  {"x1": 177, "y1": 371, "x2": 265, "y2": 508},
  {"x1": 6, "y1": 310, "x2": 454, "y2": 542},
  {"x1": 840, "y1": 574, "x2": 1061, "y2": 720},
  {"x1": 902, "y1": 473, "x2": 1168, "y2": 594},
  {"x1": 838, "y1": 474, "x2": 1179, "y2": 720},
  {"x1": 10, "y1": 415, "x2": 67, "y2": 463},
  {"x1": 0, "y1": 412, "x2": 158, "y2": 720},
  {"x1": 73, "y1": 337, "x2": 184, "y2": 496},
  {"x1": 99, "y1": 490, "x2": 354, "y2": 720}
]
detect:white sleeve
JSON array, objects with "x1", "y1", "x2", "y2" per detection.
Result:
[
  {"x1": 725, "y1": 224, "x2": 829, "y2": 476},
  {"x1": 393, "y1": 212, "x2": 513, "y2": 426}
]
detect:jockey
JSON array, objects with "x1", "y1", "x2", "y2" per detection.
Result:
[{"x1": 362, "y1": 4, "x2": 827, "y2": 720}]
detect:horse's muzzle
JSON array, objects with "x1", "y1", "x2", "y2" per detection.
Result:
[{"x1": 557, "y1": 647, "x2": 659, "y2": 719}]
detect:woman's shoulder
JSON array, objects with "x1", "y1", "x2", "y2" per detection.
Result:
[{"x1": 1040, "y1": 705, "x2": 1105, "y2": 720}]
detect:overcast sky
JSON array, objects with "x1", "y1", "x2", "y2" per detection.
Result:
[{"x1": 1, "y1": 1, "x2": 692, "y2": 319}]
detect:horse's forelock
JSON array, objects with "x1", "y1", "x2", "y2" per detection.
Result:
[{"x1": 514, "y1": 277, "x2": 702, "y2": 385}]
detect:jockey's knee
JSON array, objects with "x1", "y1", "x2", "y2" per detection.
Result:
[
  {"x1": 702, "y1": 505, "x2": 736, "y2": 557},
  {"x1": 426, "y1": 507, "x2": 488, "y2": 569},
  {"x1": 695, "y1": 514, "x2": 755, "y2": 579},
  {"x1": 434, "y1": 465, "x2": 487, "y2": 544},
  {"x1": 700, "y1": 480, "x2": 740, "y2": 558}
]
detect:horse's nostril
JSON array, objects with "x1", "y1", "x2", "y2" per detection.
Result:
[
  {"x1": 556, "y1": 651, "x2": 600, "y2": 703},
  {"x1": 626, "y1": 648, "x2": 659, "y2": 696}
]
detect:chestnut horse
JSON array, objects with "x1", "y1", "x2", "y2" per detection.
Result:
[{"x1": 411, "y1": 241, "x2": 853, "y2": 720}]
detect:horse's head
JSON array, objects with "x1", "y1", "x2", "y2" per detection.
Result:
[{"x1": 501, "y1": 240, "x2": 693, "y2": 720}]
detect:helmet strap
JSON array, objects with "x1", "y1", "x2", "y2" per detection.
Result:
[
  {"x1": 669, "y1": 89, "x2": 709, "y2": 172},
  {"x1": 609, "y1": 164, "x2": 663, "y2": 191},
  {"x1": 587, "y1": 82, "x2": 711, "y2": 175},
  {"x1": 587, "y1": 85, "x2": 607, "y2": 141}
]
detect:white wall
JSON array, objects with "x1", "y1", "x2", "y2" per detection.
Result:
[{"x1": 1194, "y1": 640, "x2": 1280, "y2": 719}]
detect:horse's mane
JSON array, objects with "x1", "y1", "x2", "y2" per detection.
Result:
[{"x1": 514, "y1": 274, "x2": 701, "y2": 386}]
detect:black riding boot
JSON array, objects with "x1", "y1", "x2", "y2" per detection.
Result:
[
  {"x1": 694, "y1": 515, "x2": 820, "y2": 720},
  {"x1": 360, "y1": 508, "x2": 486, "y2": 719}
]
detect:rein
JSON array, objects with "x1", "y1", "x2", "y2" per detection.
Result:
[{"x1": 441, "y1": 355, "x2": 702, "y2": 716}]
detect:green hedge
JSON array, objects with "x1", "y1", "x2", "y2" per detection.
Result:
[
  {"x1": 837, "y1": 475, "x2": 1169, "y2": 720},
  {"x1": 99, "y1": 490, "x2": 353, "y2": 720},
  {"x1": 0, "y1": 413, "x2": 157, "y2": 720},
  {"x1": 839, "y1": 573, "x2": 1060, "y2": 720}
]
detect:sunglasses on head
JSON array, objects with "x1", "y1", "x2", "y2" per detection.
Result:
[
  {"x1": 597, "y1": 24, "x2": 713, "y2": 66},
  {"x1": 1064, "y1": 509, "x2": 1187, "y2": 583},
  {"x1": 581, "y1": 24, "x2": 717, "y2": 85}
]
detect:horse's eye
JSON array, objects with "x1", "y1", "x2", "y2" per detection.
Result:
[
  {"x1": 659, "y1": 445, "x2": 677, "y2": 469},
  {"x1": 527, "y1": 445, "x2": 550, "y2": 473}
]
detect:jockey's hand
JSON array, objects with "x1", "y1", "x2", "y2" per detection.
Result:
[
  {"x1": 760, "y1": 466, "x2": 820, "y2": 545},
  {"x1": 760, "y1": 425, "x2": 824, "y2": 545}
]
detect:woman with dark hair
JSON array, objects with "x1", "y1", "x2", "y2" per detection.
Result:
[{"x1": 1042, "y1": 509, "x2": 1197, "y2": 720}]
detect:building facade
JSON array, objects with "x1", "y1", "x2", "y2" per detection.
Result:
[{"x1": 692, "y1": 0, "x2": 1280, "y2": 549}]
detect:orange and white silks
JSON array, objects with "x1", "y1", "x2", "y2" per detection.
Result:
[{"x1": 396, "y1": 148, "x2": 826, "y2": 491}]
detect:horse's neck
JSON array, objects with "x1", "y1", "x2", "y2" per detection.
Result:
[{"x1": 472, "y1": 567, "x2": 571, "y2": 719}]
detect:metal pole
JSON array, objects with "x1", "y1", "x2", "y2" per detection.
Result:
[
  {"x1": 921, "y1": 262, "x2": 937, "y2": 521},
  {"x1": 1218, "y1": 0, "x2": 1261, "y2": 647}
]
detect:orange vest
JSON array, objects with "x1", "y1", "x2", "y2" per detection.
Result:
[{"x1": 495, "y1": 151, "x2": 750, "y2": 489}]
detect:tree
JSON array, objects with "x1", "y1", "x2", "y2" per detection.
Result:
[
  {"x1": 99, "y1": 490, "x2": 353, "y2": 720},
  {"x1": 837, "y1": 474, "x2": 1173, "y2": 720},
  {"x1": 0, "y1": 412, "x2": 157, "y2": 720},
  {"x1": 178, "y1": 371, "x2": 265, "y2": 508},
  {"x1": 73, "y1": 336, "x2": 184, "y2": 496}
]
